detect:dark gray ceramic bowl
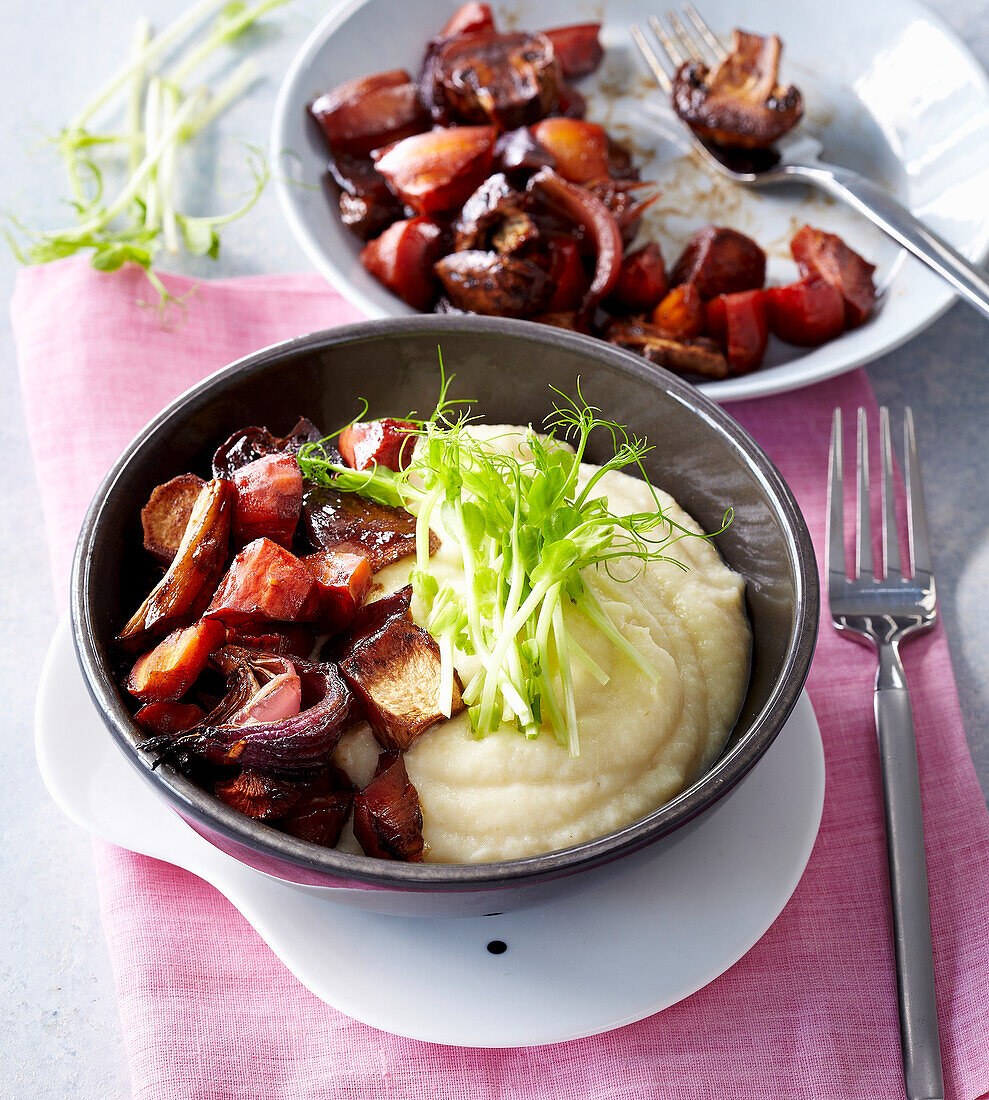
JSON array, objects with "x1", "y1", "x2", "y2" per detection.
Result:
[{"x1": 72, "y1": 316, "x2": 818, "y2": 917}]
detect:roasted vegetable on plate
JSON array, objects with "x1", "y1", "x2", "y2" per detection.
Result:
[{"x1": 305, "y1": 4, "x2": 876, "y2": 378}]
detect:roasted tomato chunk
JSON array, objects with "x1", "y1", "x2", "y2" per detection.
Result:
[
  {"x1": 126, "y1": 619, "x2": 226, "y2": 703},
  {"x1": 141, "y1": 473, "x2": 205, "y2": 566},
  {"x1": 438, "y1": 3, "x2": 496, "y2": 39},
  {"x1": 529, "y1": 118, "x2": 609, "y2": 184},
  {"x1": 541, "y1": 23, "x2": 604, "y2": 79},
  {"x1": 352, "y1": 751, "x2": 425, "y2": 861},
  {"x1": 607, "y1": 242, "x2": 668, "y2": 313},
  {"x1": 360, "y1": 216, "x2": 444, "y2": 310},
  {"x1": 791, "y1": 224, "x2": 877, "y2": 327},
  {"x1": 302, "y1": 550, "x2": 373, "y2": 634},
  {"x1": 231, "y1": 452, "x2": 302, "y2": 549},
  {"x1": 653, "y1": 283, "x2": 706, "y2": 339},
  {"x1": 373, "y1": 126, "x2": 496, "y2": 214},
  {"x1": 340, "y1": 616, "x2": 464, "y2": 752},
  {"x1": 671, "y1": 225, "x2": 766, "y2": 299},
  {"x1": 134, "y1": 701, "x2": 206, "y2": 736},
  {"x1": 279, "y1": 768, "x2": 354, "y2": 847},
  {"x1": 339, "y1": 418, "x2": 418, "y2": 472},
  {"x1": 205, "y1": 539, "x2": 319, "y2": 626},
  {"x1": 435, "y1": 249, "x2": 550, "y2": 316},
  {"x1": 706, "y1": 289, "x2": 768, "y2": 373},
  {"x1": 308, "y1": 70, "x2": 429, "y2": 157},
  {"x1": 302, "y1": 488, "x2": 437, "y2": 572},
  {"x1": 425, "y1": 31, "x2": 561, "y2": 129},
  {"x1": 764, "y1": 276, "x2": 846, "y2": 345},
  {"x1": 214, "y1": 770, "x2": 301, "y2": 821},
  {"x1": 120, "y1": 479, "x2": 233, "y2": 644},
  {"x1": 672, "y1": 30, "x2": 802, "y2": 150}
]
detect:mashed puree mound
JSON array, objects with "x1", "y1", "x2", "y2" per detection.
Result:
[{"x1": 332, "y1": 427, "x2": 751, "y2": 863}]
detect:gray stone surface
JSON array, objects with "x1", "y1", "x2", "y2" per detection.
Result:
[{"x1": 1, "y1": 1, "x2": 986, "y2": 1096}]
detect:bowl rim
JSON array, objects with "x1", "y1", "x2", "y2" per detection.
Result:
[{"x1": 71, "y1": 315, "x2": 819, "y2": 890}]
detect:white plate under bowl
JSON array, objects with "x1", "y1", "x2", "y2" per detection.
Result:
[
  {"x1": 272, "y1": 0, "x2": 989, "y2": 402},
  {"x1": 37, "y1": 617, "x2": 825, "y2": 1046}
]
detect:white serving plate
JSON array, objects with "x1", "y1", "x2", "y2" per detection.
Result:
[
  {"x1": 37, "y1": 617, "x2": 825, "y2": 1046},
  {"x1": 272, "y1": 0, "x2": 989, "y2": 402}
]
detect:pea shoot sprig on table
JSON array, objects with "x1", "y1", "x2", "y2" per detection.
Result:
[
  {"x1": 5, "y1": 0, "x2": 287, "y2": 319},
  {"x1": 299, "y1": 373, "x2": 732, "y2": 757}
]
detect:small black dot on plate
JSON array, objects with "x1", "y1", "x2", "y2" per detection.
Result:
[{"x1": 486, "y1": 940, "x2": 507, "y2": 955}]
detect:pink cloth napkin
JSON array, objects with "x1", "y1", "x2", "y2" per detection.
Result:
[{"x1": 13, "y1": 257, "x2": 989, "y2": 1100}]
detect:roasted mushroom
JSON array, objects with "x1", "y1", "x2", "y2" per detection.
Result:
[
  {"x1": 672, "y1": 30, "x2": 803, "y2": 150},
  {"x1": 302, "y1": 486, "x2": 438, "y2": 572},
  {"x1": 423, "y1": 31, "x2": 562, "y2": 129},
  {"x1": 339, "y1": 615, "x2": 464, "y2": 752},
  {"x1": 453, "y1": 173, "x2": 537, "y2": 253},
  {"x1": 605, "y1": 319, "x2": 729, "y2": 380},
  {"x1": 141, "y1": 474, "x2": 205, "y2": 566},
  {"x1": 434, "y1": 249, "x2": 550, "y2": 316}
]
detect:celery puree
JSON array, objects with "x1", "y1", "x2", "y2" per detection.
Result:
[{"x1": 332, "y1": 427, "x2": 751, "y2": 863}]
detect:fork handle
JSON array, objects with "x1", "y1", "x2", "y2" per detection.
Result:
[
  {"x1": 789, "y1": 163, "x2": 989, "y2": 321},
  {"x1": 875, "y1": 680, "x2": 944, "y2": 1100}
]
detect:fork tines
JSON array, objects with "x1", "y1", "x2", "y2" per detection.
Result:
[
  {"x1": 826, "y1": 407, "x2": 933, "y2": 587},
  {"x1": 631, "y1": 4, "x2": 725, "y2": 92}
]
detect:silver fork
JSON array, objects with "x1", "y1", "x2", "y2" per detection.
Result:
[
  {"x1": 827, "y1": 407, "x2": 943, "y2": 1100},
  {"x1": 632, "y1": 5, "x2": 989, "y2": 322}
]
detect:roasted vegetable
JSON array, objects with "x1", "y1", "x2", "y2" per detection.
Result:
[
  {"x1": 607, "y1": 242, "x2": 668, "y2": 313},
  {"x1": 541, "y1": 23, "x2": 604, "y2": 79},
  {"x1": 453, "y1": 173, "x2": 536, "y2": 253},
  {"x1": 278, "y1": 767, "x2": 354, "y2": 847},
  {"x1": 141, "y1": 473, "x2": 205, "y2": 566},
  {"x1": 340, "y1": 616, "x2": 464, "y2": 752},
  {"x1": 437, "y1": 2, "x2": 495, "y2": 40},
  {"x1": 326, "y1": 153, "x2": 404, "y2": 241},
  {"x1": 126, "y1": 618, "x2": 226, "y2": 703},
  {"x1": 764, "y1": 276, "x2": 846, "y2": 345},
  {"x1": 325, "y1": 585, "x2": 413, "y2": 663},
  {"x1": 302, "y1": 487, "x2": 438, "y2": 572},
  {"x1": 308, "y1": 70, "x2": 429, "y2": 157},
  {"x1": 231, "y1": 452, "x2": 302, "y2": 549},
  {"x1": 791, "y1": 224, "x2": 877, "y2": 327},
  {"x1": 302, "y1": 550, "x2": 373, "y2": 634},
  {"x1": 360, "y1": 216, "x2": 444, "y2": 310},
  {"x1": 225, "y1": 624, "x2": 316, "y2": 661},
  {"x1": 528, "y1": 167, "x2": 622, "y2": 308},
  {"x1": 214, "y1": 770, "x2": 302, "y2": 821},
  {"x1": 338, "y1": 418, "x2": 418, "y2": 472},
  {"x1": 653, "y1": 283, "x2": 706, "y2": 339},
  {"x1": 372, "y1": 126, "x2": 496, "y2": 215},
  {"x1": 205, "y1": 538, "x2": 319, "y2": 626},
  {"x1": 705, "y1": 289, "x2": 768, "y2": 373},
  {"x1": 352, "y1": 751, "x2": 425, "y2": 861},
  {"x1": 435, "y1": 249, "x2": 550, "y2": 316},
  {"x1": 671, "y1": 225, "x2": 766, "y2": 299},
  {"x1": 212, "y1": 418, "x2": 324, "y2": 480},
  {"x1": 492, "y1": 126, "x2": 555, "y2": 177},
  {"x1": 167, "y1": 648, "x2": 355, "y2": 774},
  {"x1": 423, "y1": 31, "x2": 561, "y2": 129},
  {"x1": 672, "y1": 30, "x2": 803, "y2": 150},
  {"x1": 119, "y1": 478, "x2": 233, "y2": 644},
  {"x1": 543, "y1": 237, "x2": 587, "y2": 312},
  {"x1": 134, "y1": 701, "x2": 206, "y2": 736},
  {"x1": 606, "y1": 320, "x2": 729, "y2": 380},
  {"x1": 529, "y1": 118, "x2": 609, "y2": 184},
  {"x1": 591, "y1": 179, "x2": 656, "y2": 247}
]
